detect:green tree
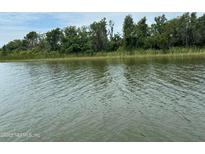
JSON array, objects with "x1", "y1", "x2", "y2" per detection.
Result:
[
  {"x1": 123, "y1": 15, "x2": 135, "y2": 49},
  {"x1": 2, "y1": 39, "x2": 24, "y2": 52},
  {"x1": 149, "y1": 14, "x2": 170, "y2": 49},
  {"x1": 78, "y1": 26, "x2": 92, "y2": 53},
  {"x1": 61, "y1": 26, "x2": 79, "y2": 53},
  {"x1": 24, "y1": 31, "x2": 39, "y2": 49},
  {"x1": 109, "y1": 33, "x2": 122, "y2": 51},
  {"x1": 189, "y1": 12, "x2": 197, "y2": 46},
  {"x1": 90, "y1": 18, "x2": 108, "y2": 52},
  {"x1": 46, "y1": 28, "x2": 63, "y2": 51},
  {"x1": 194, "y1": 13, "x2": 205, "y2": 46},
  {"x1": 134, "y1": 17, "x2": 149, "y2": 48},
  {"x1": 61, "y1": 26, "x2": 92, "y2": 54}
]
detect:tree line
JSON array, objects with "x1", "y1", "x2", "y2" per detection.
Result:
[{"x1": 1, "y1": 12, "x2": 205, "y2": 55}]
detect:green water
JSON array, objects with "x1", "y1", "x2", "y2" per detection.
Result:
[{"x1": 0, "y1": 57, "x2": 205, "y2": 141}]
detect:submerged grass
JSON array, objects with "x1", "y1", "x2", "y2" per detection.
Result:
[{"x1": 1, "y1": 47, "x2": 205, "y2": 62}]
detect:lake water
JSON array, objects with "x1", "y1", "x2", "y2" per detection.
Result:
[{"x1": 0, "y1": 57, "x2": 205, "y2": 141}]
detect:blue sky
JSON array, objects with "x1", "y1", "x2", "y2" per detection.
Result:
[{"x1": 0, "y1": 12, "x2": 203, "y2": 47}]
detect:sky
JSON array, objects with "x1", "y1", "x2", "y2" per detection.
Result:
[{"x1": 0, "y1": 12, "x2": 203, "y2": 47}]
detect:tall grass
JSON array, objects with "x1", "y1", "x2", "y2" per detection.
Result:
[{"x1": 1, "y1": 47, "x2": 205, "y2": 61}]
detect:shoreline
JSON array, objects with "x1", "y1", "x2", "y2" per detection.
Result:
[{"x1": 1, "y1": 51, "x2": 205, "y2": 62}]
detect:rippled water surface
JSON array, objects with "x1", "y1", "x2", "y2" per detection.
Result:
[{"x1": 0, "y1": 57, "x2": 205, "y2": 141}]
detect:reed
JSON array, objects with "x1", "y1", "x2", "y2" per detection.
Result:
[{"x1": 1, "y1": 48, "x2": 205, "y2": 62}]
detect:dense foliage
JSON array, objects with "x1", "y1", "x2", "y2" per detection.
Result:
[{"x1": 1, "y1": 12, "x2": 205, "y2": 56}]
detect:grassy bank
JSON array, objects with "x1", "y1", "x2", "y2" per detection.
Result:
[{"x1": 1, "y1": 48, "x2": 205, "y2": 62}]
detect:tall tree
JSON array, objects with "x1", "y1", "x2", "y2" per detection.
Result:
[
  {"x1": 134, "y1": 17, "x2": 149, "y2": 48},
  {"x1": 149, "y1": 14, "x2": 170, "y2": 49},
  {"x1": 61, "y1": 26, "x2": 80, "y2": 53},
  {"x1": 195, "y1": 14, "x2": 205, "y2": 46},
  {"x1": 123, "y1": 15, "x2": 135, "y2": 49},
  {"x1": 61, "y1": 26, "x2": 92, "y2": 53},
  {"x1": 46, "y1": 28, "x2": 63, "y2": 51},
  {"x1": 90, "y1": 18, "x2": 108, "y2": 52},
  {"x1": 78, "y1": 26, "x2": 92, "y2": 53},
  {"x1": 109, "y1": 33, "x2": 122, "y2": 51},
  {"x1": 24, "y1": 31, "x2": 39, "y2": 49}
]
